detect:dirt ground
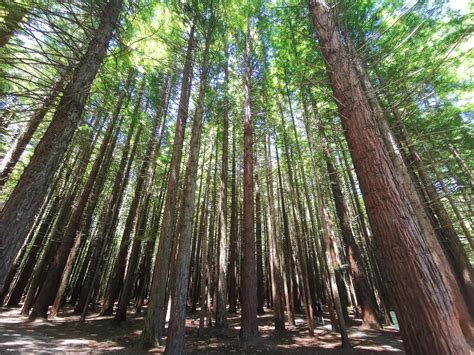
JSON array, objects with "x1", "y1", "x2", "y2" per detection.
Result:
[{"x1": 0, "y1": 306, "x2": 404, "y2": 353}]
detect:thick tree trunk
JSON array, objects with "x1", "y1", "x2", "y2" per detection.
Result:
[
  {"x1": 308, "y1": 1, "x2": 470, "y2": 353},
  {"x1": 239, "y1": 23, "x2": 259, "y2": 341},
  {"x1": 141, "y1": 23, "x2": 195, "y2": 348},
  {"x1": 0, "y1": 0, "x2": 123, "y2": 292},
  {"x1": 380, "y1": 88, "x2": 474, "y2": 317}
]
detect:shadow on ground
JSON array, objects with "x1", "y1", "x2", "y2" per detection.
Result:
[{"x1": 0, "y1": 306, "x2": 404, "y2": 353}]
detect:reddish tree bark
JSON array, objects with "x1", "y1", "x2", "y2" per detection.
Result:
[{"x1": 308, "y1": 1, "x2": 470, "y2": 353}]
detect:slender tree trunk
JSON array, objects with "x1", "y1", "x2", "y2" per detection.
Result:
[
  {"x1": 215, "y1": 42, "x2": 229, "y2": 329},
  {"x1": 165, "y1": 34, "x2": 211, "y2": 353},
  {"x1": 275, "y1": 145, "x2": 296, "y2": 326},
  {"x1": 228, "y1": 120, "x2": 238, "y2": 314},
  {"x1": 99, "y1": 83, "x2": 146, "y2": 316},
  {"x1": 279, "y1": 108, "x2": 314, "y2": 336},
  {"x1": 319, "y1": 187, "x2": 351, "y2": 349},
  {"x1": 255, "y1": 173, "x2": 265, "y2": 314},
  {"x1": 20, "y1": 122, "x2": 100, "y2": 316},
  {"x1": 0, "y1": 0, "x2": 123, "y2": 292},
  {"x1": 308, "y1": 1, "x2": 469, "y2": 353},
  {"x1": 29, "y1": 99, "x2": 122, "y2": 319},
  {"x1": 315, "y1": 106, "x2": 380, "y2": 328},
  {"x1": 142, "y1": 23, "x2": 195, "y2": 348},
  {"x1": 114, "y1": 77, "x2": 170, "y2": 323},
  {"x1": 198, "y1": 142, "x2": 214, "y2": 334},
  {"x1": 264, "y1": 130, "x2": 285, "y2": 330}
]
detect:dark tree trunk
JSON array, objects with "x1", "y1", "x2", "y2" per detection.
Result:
[
  {"x1": 0, "y1": 0, "x2": 123, "y2": 292},
  {"x1": 264, "y1": 129, "x2": 285, "y2": 330},
  {"x1": 114, "y1": 77, "x2": 169, "y2": 322},
  {"x1": 255, "y1": 174, "x2": 265, "y2": 314},
  {"x1": 29, "y1": 96, "x2": 123, "y2": 319},
  {"x1": 228, "y1": 120, "x2": 238, "y2": 314},
  {"x1": 315, "y1": 106, "x2": 380, "y2": 329}
]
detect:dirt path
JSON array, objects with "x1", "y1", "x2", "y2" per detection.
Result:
[{"x1": 0, "y1": 307, "x2": 404, "y2": 353}]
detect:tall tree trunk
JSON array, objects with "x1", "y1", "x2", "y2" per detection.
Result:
[
  {"x1": 20, "y1": 122, "x2": 100, "y2": 316},
  {"x1": 315, "y1": 106, "x2": 380, "y2": 328},
  {"x1": 198, "y1": 141, "x2": 214, "y2": 333},
  {"x1": 29, "y1": 94, "x2": 123, "y2": 319},
  {"x1": 255, "y1": 173, "x2": 265, "y2": 314},
  {"x1": 308, "y1": 1, "x2": 469, "y2": 353},
  {"x1": 275, "y1": 145, "x2": 296, "y2": 326},
  {"x1": 228, "y1": 120, "x2": 238, "y2": 314},
  {"x1": 318, "y1": 181, "x2": 351, "y2": 349},
  {"x1": 279, "y1": 108, "x2": 314, "y2": 336},
  {"x1": 114, "y1": 77, "x2": 170, "y2": 323},
  {"x1": 264, "y1": 130, "x2": 285, "y2": 330},
  {"x1": 0, "y1": 0, "x2": 123, "y2": 292},
  {"x1": 380, "y1": 85, "x2": 474, "y2": 316},
  {"x1": 141, "y1": 23, "x2": 195, "y2": 348},
  {"x1": 215, "y1": 42, "x2": 229, "y2": 329},
  {"x1": 99, "y1": 82, "x2": 146, "y2": 316},
  {"x1": 352, "y1": 39, "x2": 474, "y2": 336},
  {"x1": 165, "y1": 33, "x2": 211, "y2": 353},
  {"x1": 239, "y1": 23, "x2": 259, "y2": 341}
]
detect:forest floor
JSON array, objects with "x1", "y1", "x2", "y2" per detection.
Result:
[{"x1": 0, "y1": 306, "x2": 404, "y2": 353}]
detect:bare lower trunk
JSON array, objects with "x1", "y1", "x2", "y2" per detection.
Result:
[
  {"x1": 165, "y1": 36, "x2": 211, "y2": 352},
  {"x1": 215, "y1": 43, "x2": 229, "y2": 328},
  {"x1": 264, "y1": 130, "x2": 285, "y2": 330},
  {"x1": 240, "y1": 23, "x2": 259, "y2": 341}
]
